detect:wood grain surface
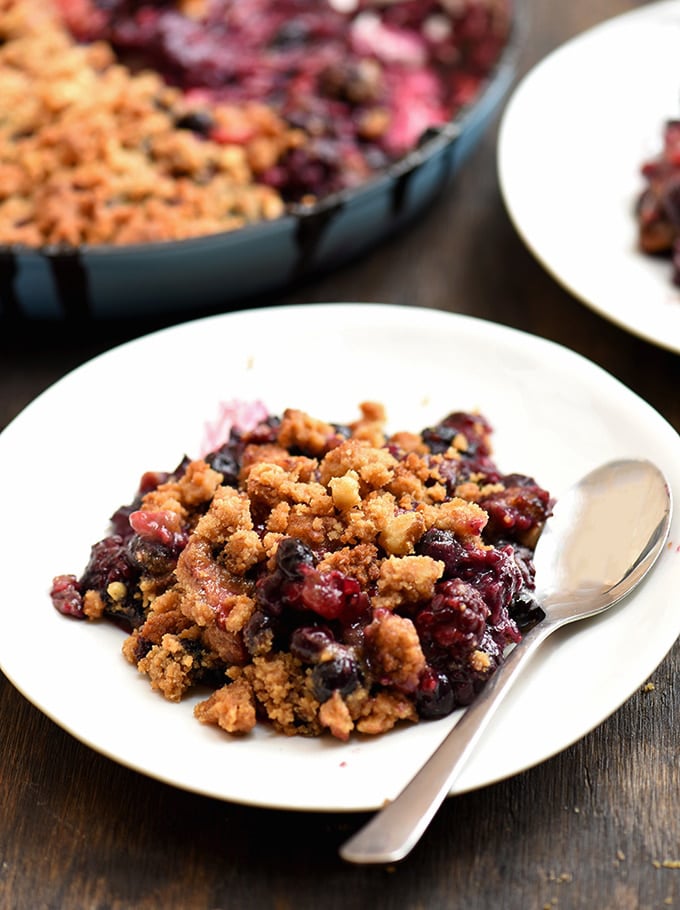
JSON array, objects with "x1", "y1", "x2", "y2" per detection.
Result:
[{"x1": 2, "y1": 2, "x2": 680, "y2": 908}]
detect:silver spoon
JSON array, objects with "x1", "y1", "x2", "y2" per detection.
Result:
[{"x1": 340, "y1": 458, "x2": 672, "y2": 865}]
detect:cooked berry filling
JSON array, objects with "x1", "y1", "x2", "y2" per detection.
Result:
[{"x1": 57, "y1": 0, "x2": 512, "y2": 202}]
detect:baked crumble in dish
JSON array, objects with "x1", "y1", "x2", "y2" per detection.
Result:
[
  {"x1": 0, "y1": 0, "x2": 511, "y2": 246},
  {"x1": 51, "y1": 401, "x2": 552, "y2": 741},
  {"x1": 636, "y1": 119, "x2": 680, "y2": 285}
]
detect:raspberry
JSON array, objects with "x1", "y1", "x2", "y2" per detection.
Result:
[
  {"x1": 50, "y1": 574, "x2": 84, "y2": 619},
  {"x1": 297, "y1": 567, "x2": 370, "y2": 624}
]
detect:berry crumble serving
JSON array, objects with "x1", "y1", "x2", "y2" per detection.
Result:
[
  {"x1": 51, "y1": 402, "x2": 552, "y2": 741},
  {"x1": 0, "y1": 0, "x2": 511, "y2": 247}
]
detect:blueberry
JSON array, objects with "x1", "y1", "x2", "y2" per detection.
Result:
[
  {"x1": 243, "y1": 416, "x2": 281, "y2": 445},
  {"x1": 275, "y1": 537, "x2": 315, "y2": 579},
  {"x1": 290, "y1": 625, "x2": 335, "y2": 663},
  {"x1": 417, "y1": 528, "x2": 467, "y2": 576},
  {"x1": 509, "y1": 590, "x2": 546, "y2": 634},
  {"x1": 255, "y1": 572, "x2": 289, "y2": 617},
  {"x1": 206, "y1": 444, "x2": 241, "y2": 486},
  {"x1": 415, "y1": 668, "x2": 455, "y2": 719},
  {"x1": 421, "y1": 423, "x2": 458, "y2": 454},
  {"x1": 311, "y1": 650, "x2": 360, "y2": 702},
  {"x1": 174, "y1": 110, "x2": 215, "y2": 135},
  {"x1": 109, "y1": 502, "x2": 140, "y2": 539},
  {"x1": 422, "y1": 412, "x2": 493, "y2": 458}
]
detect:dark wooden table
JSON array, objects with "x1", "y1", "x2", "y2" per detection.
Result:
[{"x1": 3, "y1": 2, "x2": 680, "y2": 908}]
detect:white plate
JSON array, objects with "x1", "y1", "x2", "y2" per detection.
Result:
[
  {"x1": 498, "y1": 0, "x2": 680, "y2": 354},
  {"x1": 1, "y1": 303, "x2": 679, "y2": 812}
]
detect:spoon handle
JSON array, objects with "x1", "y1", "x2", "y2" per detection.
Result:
[{"x1": 339, "y1": 619, "x2": 555, "y2": 865}]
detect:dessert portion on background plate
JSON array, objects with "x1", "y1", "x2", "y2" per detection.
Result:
[{"x1": 52, "y1": 400, "x2": 551, "y2": 742}]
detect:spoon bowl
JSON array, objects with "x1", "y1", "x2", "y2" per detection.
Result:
[
  {"x1": 534, "y1": 459, "x2": 672, "y2": 620},
  {"x1": 340, "y1": 458, "x2": 672, "y2": 865}
]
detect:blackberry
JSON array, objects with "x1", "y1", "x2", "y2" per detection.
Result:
[
  {"x1": 415, "y1": 668, "x2": 455, "y2": 719},
  {"x1": 478, "y1": 475, "x2": 553, "y2": 544},
  {"x1": 415, "y1": 579, "x2": 489, "y2": 664},
  {"x1": 417, "y1": 531, "x2": 525, "y2": 622},
  {"x1": 80, "y1": 535, "x2": 136, "y2": 594}
]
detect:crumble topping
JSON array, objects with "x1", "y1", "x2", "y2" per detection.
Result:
[
  {"x1": 374, "y1": 555, "x2": 444, "y2": 609},
  {"x1": 51, "y1": 402, "x2": 552, "y2": 740},
  {"x1": 364, "y1": 610, "x2": 426, "y2": 691},
  {"x1": 193, "y1": 675, "x2": 258, "y2": 735}
]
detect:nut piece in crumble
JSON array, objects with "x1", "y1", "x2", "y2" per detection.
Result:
[{"x1": 51, "y1": 402, "x2": 552, "y2": 741}]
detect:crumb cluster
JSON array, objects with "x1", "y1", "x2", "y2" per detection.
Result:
[{"x1": 0, "y1": 0, "x2": 293, "y2": 246}]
